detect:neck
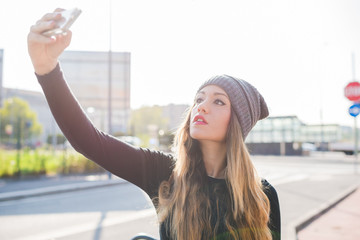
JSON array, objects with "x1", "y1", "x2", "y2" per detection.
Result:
[{"x1": 199, "y1": 140, "x2": 227, "y2": 179}]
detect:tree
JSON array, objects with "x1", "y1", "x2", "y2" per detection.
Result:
[
  {"x1": 0, "y1": 97, "x2": 42, "y2": 147},
  {"x1": 130, "y1": 105, "x2": 169, "y2": 147},
  {"x1": 130, "y1": 105, "x2": 169, "y2": 135}
]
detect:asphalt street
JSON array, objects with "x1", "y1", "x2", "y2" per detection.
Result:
[{"x1": 0, "y1": 152, "x2": 359, "y2": 240}]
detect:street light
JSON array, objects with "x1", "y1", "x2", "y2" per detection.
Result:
[{"x1": 108, "y1": 0, "x2": 113, "y2": 179}]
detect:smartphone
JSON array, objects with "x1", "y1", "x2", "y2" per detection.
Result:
[{"x1": 42, "y1": 8, "x2": 82, "y2": 37}]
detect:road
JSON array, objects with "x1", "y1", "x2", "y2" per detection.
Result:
[
  {"x1": 253, "y1": 152, "x2": 357, "y2": 186},
  {"x1": 0, "y1": 183, "x2": 159, "y2": 240},
  {"x1": 0, "y1": 152, "x2": 358, "y2": 240}
]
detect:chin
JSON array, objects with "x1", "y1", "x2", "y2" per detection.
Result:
[
  {"x1": 190, "y1": 134, "x2": 221, "y2": 143},
  {"x1": 190, "y1": 128, "x2": 204, "y2": 139},
  {"x1": 189, "y1": 132, "x2": 201, "y2": 140},
  {"x1": 190, "y1": 129, "x2": 226, "y2": 142}
]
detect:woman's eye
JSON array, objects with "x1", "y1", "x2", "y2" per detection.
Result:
[
  {"x1": 195, "y1": 98, "x2": 203, "y2": 104},
  {"x1": 215, "y1": 99, "x2": 225, "y2": 105}
]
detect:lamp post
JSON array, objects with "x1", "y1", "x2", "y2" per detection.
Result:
[
  {"x1": 107, "y1": 0, "x2": 113, "y2": 179},
  {"x1": 15, "y1": 116, "x2": 22, "y2": 177}
]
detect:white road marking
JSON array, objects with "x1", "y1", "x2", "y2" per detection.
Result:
[{"x1": 14, "y1": 209, "x2": 156, "y2": 240}]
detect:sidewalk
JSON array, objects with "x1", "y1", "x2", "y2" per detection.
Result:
[
  {"x1": 0, "y1": 173, "x2": 125, "y2": 202},
  {"x1": 297, "y1": 187, "x2": 360, "y2": 240}
]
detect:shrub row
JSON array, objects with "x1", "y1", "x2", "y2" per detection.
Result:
[{"x1": 0, "y1": 148, "x2": 104, "y2": 178}]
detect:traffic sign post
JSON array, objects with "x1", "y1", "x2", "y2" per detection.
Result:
[
  {"x1": 345, "y1": 82, "x2": 360, "y2": 175},
  {"x1": 345, "y1": 53, "x2": 359, "y2": 174},
  {"x1": 354, "y1": 113, "x2": 358, "y2": 175}
]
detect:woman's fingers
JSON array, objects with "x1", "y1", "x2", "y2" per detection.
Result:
[
  {"x1": 54, "y1": 8, "x2": 65, "y2": 13},
  {"x1": 39, "y1": 12, "x2": 59, "y2": 22},
  {"x1": 30, "y1": 20, "x2": 57, "y2": 34},
  {"x1": 27, "y1": 31, "x2": 54, "y2": 44},
  {"x1": 34, "y1": 9, "x2": 65, "y2": 35}
]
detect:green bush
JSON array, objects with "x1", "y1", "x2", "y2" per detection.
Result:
[{"x1": 0, "y1": 148, "x2": 104, "y2": 178}]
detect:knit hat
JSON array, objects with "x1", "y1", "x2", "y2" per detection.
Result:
[{"x1": 197, "y1": 75, "x2": 269, "y2": 140}]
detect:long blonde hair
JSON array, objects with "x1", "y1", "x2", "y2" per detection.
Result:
[{"x1": 157, "y1": 106, "x2": 272, "y2": 240}]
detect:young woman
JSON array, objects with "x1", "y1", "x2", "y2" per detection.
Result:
[{"x1": 28, "y1": 10, "x2": 280, "y2": 240}]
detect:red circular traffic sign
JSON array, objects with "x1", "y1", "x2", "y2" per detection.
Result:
[{"x1": 345, "y1": 81, "x2": 360, "y2": 101}]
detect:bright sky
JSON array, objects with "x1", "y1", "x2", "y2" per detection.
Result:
[{"x1": 1, "y1": 0, "x2": 360, "y2": 127}]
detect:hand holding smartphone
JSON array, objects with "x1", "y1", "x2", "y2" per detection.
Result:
[{"x1": 42, "y1": 8, "x2": 82, "y2": 37}]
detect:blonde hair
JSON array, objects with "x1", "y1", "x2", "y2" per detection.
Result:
[{"x1": 157, "y1": 107, "x2": 272, "y2": 239}]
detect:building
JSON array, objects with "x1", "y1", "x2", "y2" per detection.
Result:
[
  {"x1": 246, "y1": 115, "x2": 356, "y2": 155},
  {"x1": 0, "y1": 50, "x2": 131, "y2": 146},
  {"x1": 59, "y1": 50, "x2": 131, "y2": 134},
  {"x1": 247, "y1": 115, "x2": 353, "y2": 144}
]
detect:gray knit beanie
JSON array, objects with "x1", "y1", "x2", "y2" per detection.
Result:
[{"x1": 197, "y1": 75, "x2": 269, "y2": 140}]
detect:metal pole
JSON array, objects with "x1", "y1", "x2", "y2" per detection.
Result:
[
  {"x1": 52, "y1": 116, "x2": 57, "y2": 153},
  {"x1": 16, "y1": 116, "x2": 22, "y2": 178},
  {"x1": 353, "y1": 52, "x2": 358, "y2": 174},
  {"x1": 355, "y1": 116, "x2": 358, "y2": 174},
  {"x1": 108, "y1": 0, "x2": 112, "y2": 135},
  {"x1": 107, "y1": 0, "x2": 113, "y2": 179},
  {"x1": 352, "y1": 52, "x2": 356, "y2": 83}
]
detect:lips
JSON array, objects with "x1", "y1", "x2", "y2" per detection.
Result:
[{"x1": 193, "y1": 115, "x2": 208, "y2": 125}]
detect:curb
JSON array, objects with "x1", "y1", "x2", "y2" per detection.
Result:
[
  {"x1": 0, "y1": 179, "x2": 126, "y2": 202},
  {"x1": 286, "y1": 183, "x2": 359, "y2": 240}
]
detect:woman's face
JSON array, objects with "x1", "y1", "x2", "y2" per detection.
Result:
[{"x1": 190, "y1": 85, "x2": 231, "y2": 143}]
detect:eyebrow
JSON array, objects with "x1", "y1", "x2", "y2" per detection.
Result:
[{"x1": 198, "y1": 91, "x2": 229, "y2": 99}]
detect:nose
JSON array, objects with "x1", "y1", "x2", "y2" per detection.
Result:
[{"x1": 197, "y1": 100, "x2": 209, "y2": 113}]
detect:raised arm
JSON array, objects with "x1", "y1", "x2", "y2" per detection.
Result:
[{"x1": 27, "y1": 10, "x2": 173, "y2": 195}]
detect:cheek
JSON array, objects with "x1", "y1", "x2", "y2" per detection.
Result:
[
  {"x1": 221, "y1": 109, "x2": 231, "y2": 126},
  {"x1": 226, "y1": 113, "x2": 231, "y2": 126},
  {"x1": 220, "y1": 111, "x2": 231, "y2": 134}
]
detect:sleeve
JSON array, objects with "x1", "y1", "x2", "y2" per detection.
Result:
[
  {"x1": 262, "y1": 179, "x2": 281, "y2": 240},
  {"x1": 36, "y1": 63, "x2": 174, "y2": 196}
]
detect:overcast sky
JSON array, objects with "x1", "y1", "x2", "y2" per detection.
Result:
[{"x1": 1, "y1": 0, "x2": 360, "y2": 127}]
